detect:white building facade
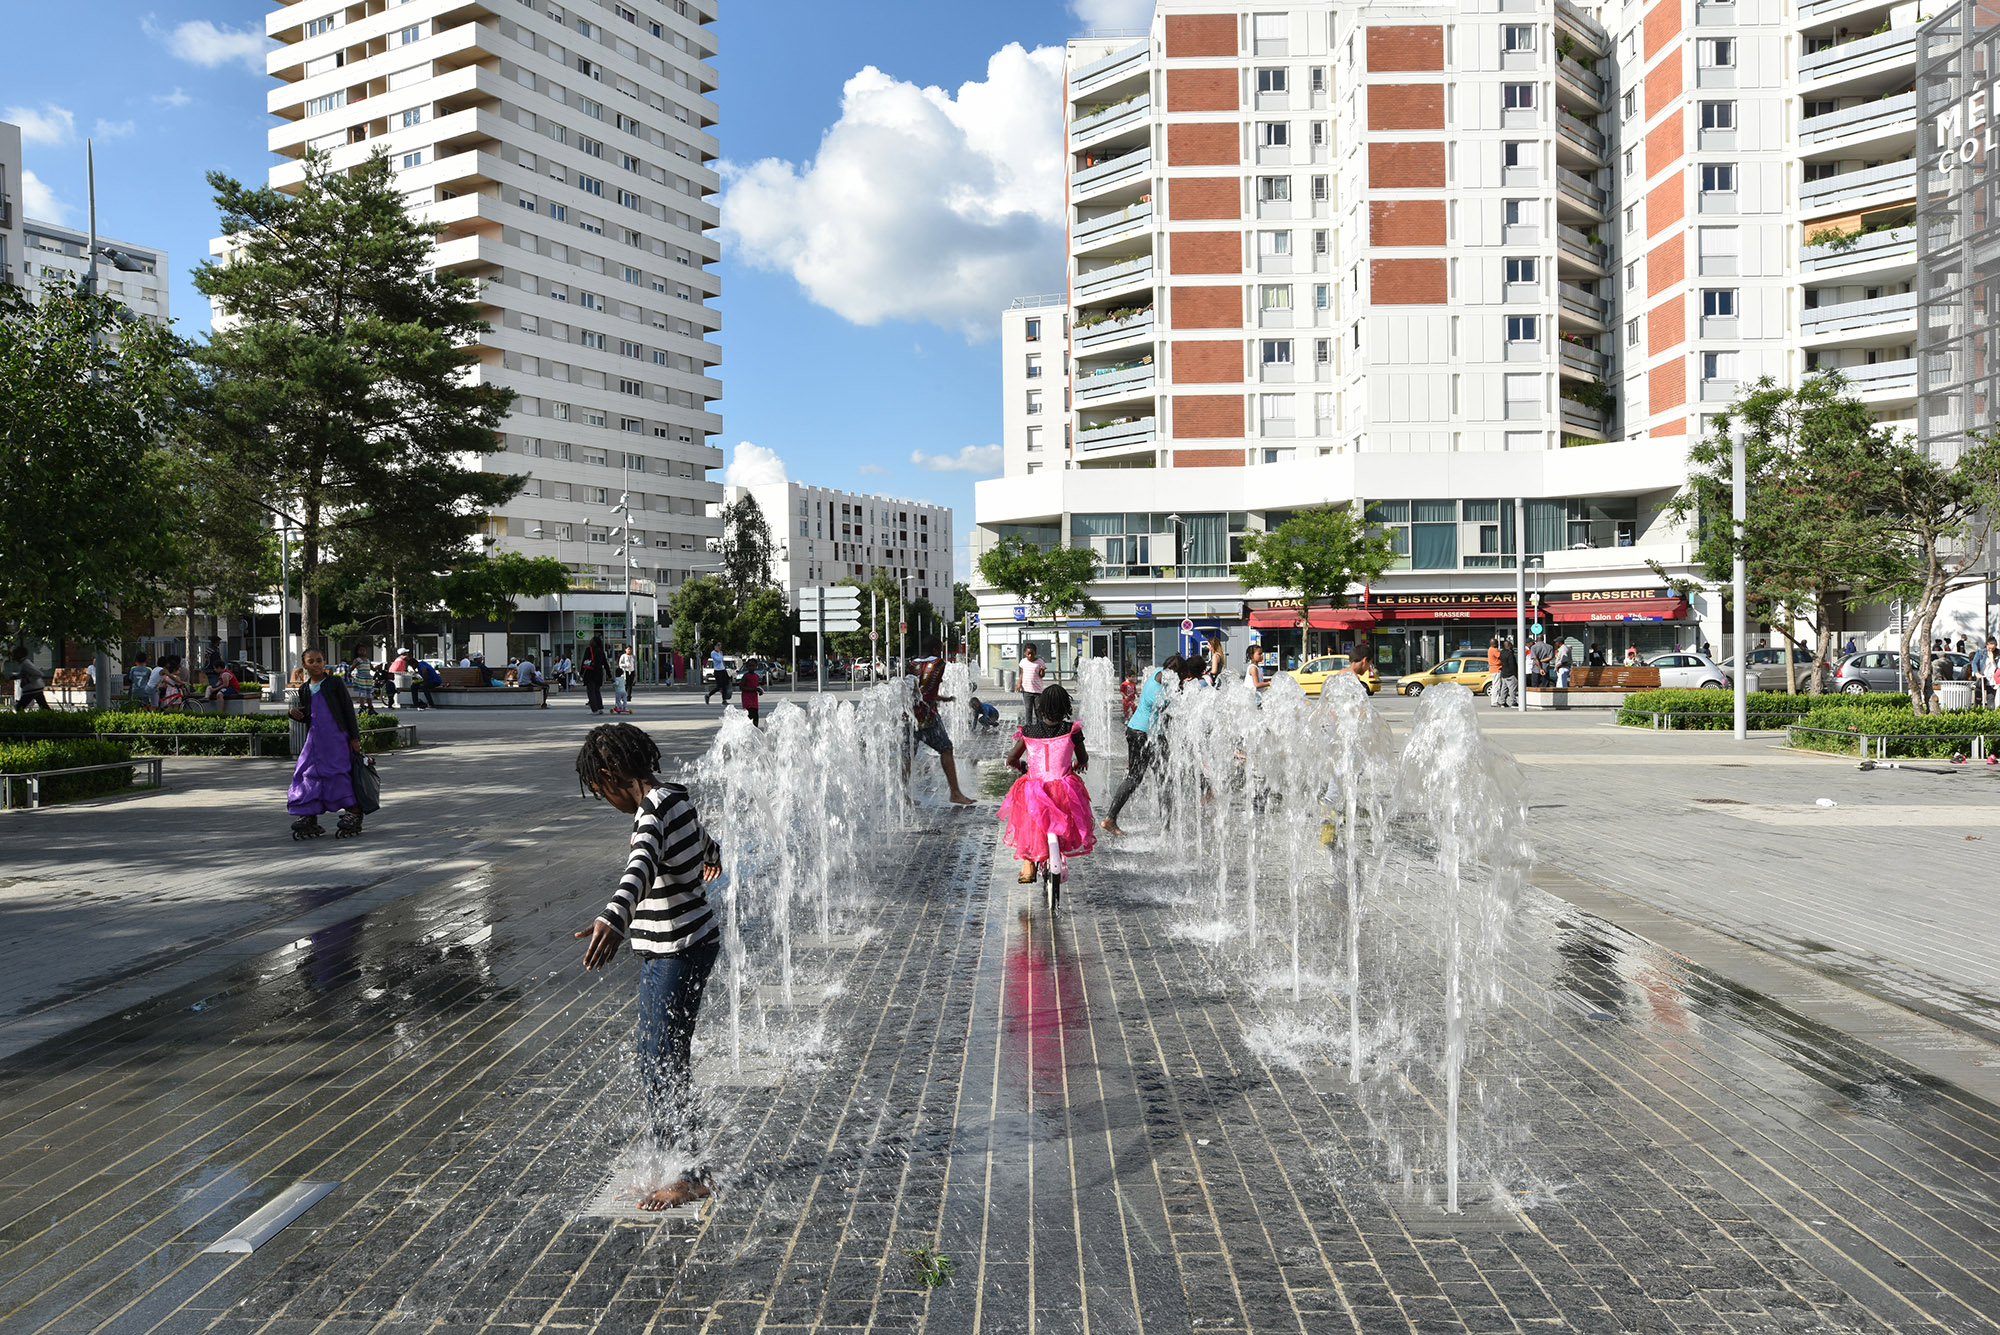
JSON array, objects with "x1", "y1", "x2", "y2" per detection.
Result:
[
  {"x1": 975, "y1": 0, "x2": 1944, "y2": 680},
  {"x1": 1, "y1": 121, "x2": 170, "y2": 324},
  {"x1": 239, "y1": 0, "x2": 724, "y2": 671},
  {"x1": 1001, "y1": 295, "x2": 1071, "y2": 478},
  {"x1": 727, "y1": 480, "x2": 954, "y2": 611}
]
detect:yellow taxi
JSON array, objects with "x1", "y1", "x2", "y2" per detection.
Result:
[
  {"x1": 1286, "y1": 654, "x2": 1380, "y2": 696},
  {"x1": 1398, "y1": 654, "x2": 1498, "y2": 697}
]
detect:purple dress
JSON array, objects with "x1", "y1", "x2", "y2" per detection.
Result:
[{"x1": 288, "y1": 682, "x2": 357, "y2": 816}]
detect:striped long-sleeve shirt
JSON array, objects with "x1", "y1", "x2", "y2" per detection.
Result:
[{"x1": 597, "y1": 783, "x2": 721, "y2": 956}]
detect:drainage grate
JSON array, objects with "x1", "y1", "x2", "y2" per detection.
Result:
[
  {"x1": 1693, "y1": 797, "x2": 1748, "y2": 804},
  {"x1": 203, "y1": 1181, "x2": 340, "y2": 1254}
]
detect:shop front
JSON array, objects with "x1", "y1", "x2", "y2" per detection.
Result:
[{"x1": 1246, "y1": 604, "x2": 1381, "y2": 670}]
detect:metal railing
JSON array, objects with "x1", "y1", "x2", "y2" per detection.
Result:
[
  {"x1": 1009, "y1": 293, "x2": 1066, "y2": 309},
  {"x1": 1556, "y1": 166, "x2": 1606, "y2": 213},
  {"x1": 1558, "y1": 280, "x2": 1607, "y2": 321},
  {"x1": 1, "y1": 757, "x2": 164, "y2": 810},
  {"x1": 1801, "y1": 91, "x2": 1916, "y2": 147},
  {"x1": 1801, "y1": 290, "x2": 1916, "y2": 335},
  {"x1": 1070, "y1": 39, "x2": 1150, "y2": 92},
  {"x1": 1075, "y1": 200, "x2": 1153, "y2": 243},
  {"x1": 1800, "y1": 223, "x2": 1915, "y2": 270},
  {"x1": 1072, "y1": 92, "x2": 1150, "y2": 138},
  {"x1": 1072, "y1": 148, "x2": 1152, "y2": 192},
  {"x1": 1557, "y1": 111, "x2": 1605, "y2": 155},
  {"x1": 1557, "y1": 223, "x2": 1610, "y2": 270},
  {"x1": 1556, "y1": 53, "x2": 1605, "y2": 100},
  {"x1": 1799, "y1": 156, "x2": 1914, "y2": 208},
  {"x1": 1560, "y1": 342, "x2": 1609, "y2": 376},
  {"x1": 1799, "y1": 26, "x2": 1916, "y2": 80},
  {"x1": 1075, "y1": 255, "x2": 1154, "y2": 297},
  {"x1": 1624, "y1": 710, "x2": 1809, "y2": 730},
  {"x1": 1787, "y1": 724, "x2": 1995, "y2": 759}
]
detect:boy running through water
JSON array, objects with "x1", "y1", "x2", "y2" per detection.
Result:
[{"x1": 574, "y1": 723, "x2": 723, "y2": 1211}]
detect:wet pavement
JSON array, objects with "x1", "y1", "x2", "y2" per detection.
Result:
[{"x1": 3, "y1": 716, "x2": 2000, "y2": 1333}]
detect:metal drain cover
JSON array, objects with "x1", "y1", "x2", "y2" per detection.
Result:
[{"x1": 1693, "y1": 797, "x2": 1747, "y2": 805}]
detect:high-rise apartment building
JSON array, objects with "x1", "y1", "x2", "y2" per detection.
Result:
[
  {"x1": 726, "y1": 480, "x2": 954, "y2": 610},
  {"x1": 1001, "y1": 294, "x2": 1071, "y2": 478},
  {"x1": 975, "y1": 0, "x2": 1942, "y2": 678},
  {"x1": 241, "y1": 0, "x2": 723, "y2": 667},
  {"x1": 1, "y1": 120, "x2": 170, "y2": 323}
]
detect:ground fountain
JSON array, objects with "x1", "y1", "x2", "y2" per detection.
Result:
[
  {"x1": 941, "y1": 660, "x2": 975, "y2": 749},
  {"x1": 1073, "y1": 656, "x2": 1119, "y2": 805}
]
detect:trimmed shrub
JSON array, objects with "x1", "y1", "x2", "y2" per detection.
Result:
[
  {"x1": 1788, "y1": 704, "x2": 2000, "y2": 758},
  {"x1": 1616, "y1": 689, "x2": 1845, "y2": 729},
  {"x1": 0, "y1": 739, "x2": 138, "y2": 806},
  {"x1": 0, "y1": 709, "x2": 406, "y2": 757}
]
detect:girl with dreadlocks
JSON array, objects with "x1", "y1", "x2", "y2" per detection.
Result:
[{"x1": 573, "y1": 722, "x2": 723, "y2": 1211}]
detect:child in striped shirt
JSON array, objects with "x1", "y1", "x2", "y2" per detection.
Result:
[{"x1": 574, "y1": 723, "x2": 723, "y2": 1211}]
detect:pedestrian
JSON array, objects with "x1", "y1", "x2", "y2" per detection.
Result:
[
  {"x1": 516, "y1": 655, "x2": 541, "y2": 693},
  {"x1": 581, "y1": 634, "x2": 608, "y2": 714},
  {"x1": 614, "y1": 643, "x2": 635, "y2": 713},
  {"x1": 374, "y1": 656, "x2": 398, "y2": 709},
  {"x1": 409, "y1": 656, "x2": 441, "y2": 709},
  {"x1": 203, "y1": 635, "x2": 226, "y2": 684},
  {"x1": 739, "y1": 658, "x2": 762, "y2": 726},
  {"x1": 127, "y1": 652, "x2": 152, "y2": 706},
  {"x1": 1102, "y1": 656, "x2": 1178, "y2": 835},
  {"x1": 154, "y1": 656, "x2": 187, "y2": 710},
  {"x1": 1496, "y1": 638, "x2": 1519, "y2": 707},
  {"x1": 204, "y1": 663, "x2": 244, "y2": 707},
  {"x1": 1018, "y1": 643, "x2": 1045, "y2": 724},
  {"x1": 1956, "y1": 635, "x2": 1968, "y2": 656},
  {"x1": 1244, "y1": 643, "x2": 1268, "y2": 690},
  {"x1": 1205, "y1": 635, "x2": 1227, "y2": 683},
  {"x1": 7, "y1": 647, "x2": 49, "y2": 712},
  {"x1": 903, "y1": 657, "x2": 976, "y2": 805},
  {"x1": 1529, "y1": 636, "x2": 1554, "y2": 687},
  {"x1": 1976, "y1": 638, "x2": 2000, "y2": 708},
  {"x1": 1623, "y1": 644, "x2": 1641, "y2": 667},
  {"x1": 572, "y1": 723, "x2": 723, "y2": 1212},
  {"x1": 1486, "y1": 637, "x2": 1502, "y2": 680},
  {"x1": 1553, "y1": 637, "x2": 1573, "y2": 688},
  {"x1": 703, "y1": 643, "x2": 730, "y2": 704},
  {"x1": 286, "y1": 648, "x2": 368, "y2": 840},
  {"x1": 998, "y1": 684, "x2": 1095, "y2": 884},
  {"x1": 1587, "y1": 642, "x2": 1606, "y2": 668}
]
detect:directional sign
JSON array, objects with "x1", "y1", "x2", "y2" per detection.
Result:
[{"x1": 792, "y1": 585, "x2": 860, "y2": 611}]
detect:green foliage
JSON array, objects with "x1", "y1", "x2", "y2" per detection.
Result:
[
  {"x1": 194, "y1": 148, "x2": 520, "y2": 650},
  {"x1": 0, "y1": 283, "x2": 193, "y2": 649},
  {"x1": 1615, "y1": 690, "x2": 1835, "y2": 728},
  {"x1": 1569, "y1": 379, "x2": 1616, "y2": 415},
  {"x1": 1236, "y1": 506, "x2": 1396, "y2": 608},
  {"x1": 977, "y1": 536, "x2": 1102, "y2": 624},
  {"x1": 668, "y1": 574, "x2": 740, "y2": 655},
  {"x1": 903, "y1": 1246, "x2": 954, "y2": 1289},
  {"x1": 0, "y1": 708, "x2": 403, "y2": 756},
  {"x1": 1788, "y1": 704, "x2": 2000, "y2": 758},
  {"x1": 718, "y1": 494, "x2": 776, "y2": 604},
  {"x1": 441, "y1": 552, "x2": 571, "y2": 631},
  {"x1": 734, "y1": 585, "x2": 791, "y2": 659},
  {"x1": 0, "y1": 738, "x2": 138, "y2": 806}
]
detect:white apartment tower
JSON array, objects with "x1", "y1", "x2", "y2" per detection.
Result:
[
  {"x1": 726, "y1": 480, "x2": 955, "y2": 610},
  {"x1": 1, "y1": 120, "x2": 170, "y2": 323},
  {"x1": 246, "y1": 0, "x2": 724, "y2": 662},
  {"x1": 975, "y1": 0, "x2": 1941, "y2": 679},
  {"x1": 1001, "y1": 294, "x2": 1071, "y2": 477}
]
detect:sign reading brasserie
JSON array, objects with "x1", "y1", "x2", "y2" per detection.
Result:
[{"x1": 1364, "y1": 587, "x2": 1667, "y2": 610}]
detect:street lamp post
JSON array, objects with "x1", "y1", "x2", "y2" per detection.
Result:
[
  {"x1": 1730, "y1": 421, "x2": 1748, "y2": 741},
  {"x1": 1514, "y1": 498, "x2": 1527, "y2": 714},
  {"x1": 1167, "y1": 513, "x2": 1189, "y2": 658}
]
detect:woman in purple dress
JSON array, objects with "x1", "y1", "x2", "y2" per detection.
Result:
[{"x1": 288, "y1": 649, "x2": 365, "y2": 839}]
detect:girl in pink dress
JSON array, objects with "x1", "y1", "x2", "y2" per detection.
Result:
[{"x1": 998, "y1": 684, "x2": 1096, "y2": 882}]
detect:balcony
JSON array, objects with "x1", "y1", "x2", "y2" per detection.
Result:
[
  {"x1": 1800, "y1": 290, "x2": 1916, "y2": 340},
  {"x1": 1556, "y1": 53, "x2": 1606, "y2": 107},
  {"x1": 1799, "y1": 26, "x2": 1916, "y2": 90},
  {"x1": 1075, "y1": 200, "x2": 1153, "y2": 250},
  {"x1": 1071, "y1": 40, "x2": 1149, "y2": 96},
  {"x1": 1558, "y1": 281, "x2": 1608, "y2": 328},
  {"x1": 1555, "y1": 1, "x2": 1610, "y2": 54},
  {"x1": 1074, "y1": 254, "x2": 1154, "y2": 301},
  {"x1": 1799, "y1": 157, "x2": 1914, "y2": 215},
  {"x1": 1071, "y1": 147, "x2": 1152, "y2": 200},
  {"x1": 1556, "y1": 111, "x2": 1606, "y2": 162},
  {"x1": 1800, "y1": 223, "x2": 1915, "y2": 279},
  {"x1": 1841, "y1": 356, "x2": 1917, "y2": 405},
  {"x1": 1073, "y1": 359, "x2": 1157, "y2": 404},
  {"x1": 1074, "y1": 307, "x2": 1155, "y2": 352},
  {"x1": 1557, "y1": 223, "x2": 1612, "y2": 275},
  {"x1": 1072, "y1": 92, "x2": 1150, "y2": 144},
  {"x1": 1800, "y1": 90, "x2": 1916, "y2": 152},
  {"x1": 1559, "y1": 341, "x2": 1609, "y2": 379},
  {"x1": 1556, "y1": 167, "x2": 1608, "y2": 219},
  {"x1": 1076, "y1": 415, "x2": 1158, "y2": 451},
  {"x1": 1560, "y1": 398, "x2": 1611, "y2": 439}
]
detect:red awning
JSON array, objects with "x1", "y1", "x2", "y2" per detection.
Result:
[
  {"x1": 1547, "y1": 597, "x2": 1692, "y2": 623},
  {"x1": 1308, "y1": 607, "x2": 1379, "y2": 630},
  {"x1": 1248, "y1": 607, "x2": 1301, "y2": 629}
]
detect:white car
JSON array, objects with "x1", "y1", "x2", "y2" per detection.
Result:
[{"x1": 1646, "y1": 651, "x2": 1727, "y2": 690}]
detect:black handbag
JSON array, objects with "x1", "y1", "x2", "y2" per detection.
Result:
[{"x1": 351, "y1": 752, "x2": 381, "y2": 815}]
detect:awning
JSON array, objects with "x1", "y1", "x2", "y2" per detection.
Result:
[
  {"x1": 1248, "y1": 607, "x2": 1301, "y2": 629},
  {"x1": 1308, "y1": 607, "x2": 1379, "y2": 630},
  {"x1": 1547, "y1": 596, "x2": 1692, "y2": 623}
]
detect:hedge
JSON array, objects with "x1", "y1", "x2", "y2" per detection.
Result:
[
  {"x1": 0, "y1": 709, "x2": 406, "y2": 756},
  {"x1": 0, "y1": 739, "x2": 138, "y2": 806},
  {"x1": 1615, "y1": 689, "x2": 1863, "y2": 729},
  {"x1": 1787, "y1": 703, "x2": 2000, "y2": 758}
]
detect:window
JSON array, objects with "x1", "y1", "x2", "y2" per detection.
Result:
[
  {"x1": 1026, "y1": 390, "x2": 1043, "y2": 415},
  {"x1": 1024, "y1": 317, "x2": 1041, "y2": 342},
  {"x1": 617, "y1": 190, "x2": 642, "y2": 209},
  {"x1": 1310, "y1": 67, "x2": 1326, "y2": 93},
  {"x1": 1506, "y1": 315, "x2": 1539, "y2": 342},
  {"x1": 1310, "y1": 121, "x2": 1327, "y2": 146},
  {"x1": 1623, "y1": 148, "x2": 1635, "y2": 177},
  {"x1": 1261, "y1": 339, "x2": 1293, "y2": 364},
  {"x1": 1260, "y1": 230, "x2": 1293, "y2": 255},
  {"x1": 1702, "y1": 288, "x2": 1737, "y2": 318},
  {"x1": 622, "y1": 265, "x2": 641, "y2": 284},
  {"x1": 580, "y1": 136, "x2": 604, "y2": 158},
  {"x1": 1260, "y1": 122, "x2": 1290, "y2": 146},
  {"x1": 1698, "y1": 226, "x2": 1740, "y2": 275},
  {"x1": 579, "y1": 291, "x2": 601, "y2": 310},
  {"x1": 1503, "y1": 199, "x2": 1540, "y2": 228},
  {"x1": 1314, "y1": 283, "x2": 1330, "y2": 309},
  {"x1": 1257, "y1": 176, "x2": 1292, "y2": 203},
  {"x1": 1257, "y1": 68, "x2": 1288, "y2": 92},
  {"x1": 399, "y1": 23, "x2": 422, "y2": 43},
  {"x1": 1504, "y1": 257, "x2": 1538, "y2": 283},
  {"x1": 621, "y1": 153, "x2": 642, "y2": 172},
  {"x1": 1026, "y1": 426, "x2": 1043, "y2": 452},
  {"x1": 549, "y1": 202, "x2": 567, "y2": 222},
  {"x1": 1702, "y1": 350, "x2": 1739, "y2": 381},
  {"x1": 579, "y1": 174, "x2": 604, "y2": 196},
  {"x1": 402, "y1": 107, "x2": 424, "y2": 128},
  {"x1": 579, "y1": 97, "x2": 604, "y2": 120},
  {"x1": 1624, "y1": 204, "x2": 1638, "y2": 234},
  {"x1": 620, "y1": 339, "x2": 643, "y2": 358},
  {"x1": 1626, "y1": 319, "x2": 1640, "y2": 346},
  {"x1": 1502, "y1": 24, "x2": 1536, "y2": 51},
  {"x1": 1803, "y1": 99, "x2": 1836, "y2": 120},
  {"x1": 1313, "y1": 338, "x2": 1331, "y2": 364},
  {"x1": 1698, "y1": 38, "x2": 1735, "y2": 67},
  {"x1": 1622, "y1": 88, "x2": 1638, "y2": 120},
  {"x1": 1312, "y1": 229, "x2": 1329, "y2": 255},
  {"x1": 1625, "y1": 260, "x2": 1639, "y2": 290},
  {"x1": 1311, "y1": 175, "x2": 1329, "y2": 201},
  {"x1": 617, "y1": 112, "x2": 644, "y2": 134},
  {"x1": 306, "y1": 14, "x2": 336, "y2": 37},
  {"x1": 1503, "y1": 83, "x2": 1536, "y2": 111},
  {"x1": 1700, "y1": 100, "x2": 1736, "y2": 130},
  {"x1": 306, "y1": 92, "x2": 346, "y2": 116},
  {"x1": 1502, "y1": 141, "x2": 1538, "y2": 169},
  {"x1": 580, "y1": 330, "x2": 605, "y2": 349},
  {"x1": 402, "y1": 151, "x2": 423, "y2": 169},
  {"x1": 1026, "y1": 354, "x2": 1043, "y2": 379},
  {"x1": 1261, "y1": 284, "x2": 1293, "y2": 309},
  {"x1": 1700, "y1": 162, "x2": 1737, "y2": 193}
]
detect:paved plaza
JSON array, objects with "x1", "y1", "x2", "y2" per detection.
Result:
[{"x1": 2, "y1": 691, "x2": 1999, "y2": 1333}]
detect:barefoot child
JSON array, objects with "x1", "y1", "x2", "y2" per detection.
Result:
[
  {"x1": 574, "y1": 723, "x2": 723, "y2": 1212},
  {"x1": 998, "y1": 684, "x2": 1096, "y2": 882}
]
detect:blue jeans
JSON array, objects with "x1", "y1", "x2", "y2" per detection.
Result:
[{"x1": 635, "y1": 937, "x2": 720, "y2": 1158}]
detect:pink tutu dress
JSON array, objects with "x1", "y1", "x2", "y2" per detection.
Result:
[{"x1": 998, "y1": 724, "x2": 1097, "y2": 862}]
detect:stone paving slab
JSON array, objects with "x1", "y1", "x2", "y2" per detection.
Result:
[{"x1": 3, "y1": 713, "x2": 2000, "y2": 1333}]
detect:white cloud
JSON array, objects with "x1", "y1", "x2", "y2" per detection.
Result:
[
  {"x1": 149, "y1": 18, "x2": 273, "y2": 73},
  {"x1": 94, "y1": 119, "x2": 136, "y2": 139},
  {"x1": 22, "y1": 170, "x2": 69, "y2": 224},
  {"x1": 719, "y1": 43, "x2": 1067, "y2": 335},
  {"x1": 724, "y1": 441, "x2": 791, "y2": 489},
  {"x1": 856, "y1": 463, "x2": 890, "y2": 476},
  {"x1": 910, "y1": 445, "x2": 1003, "y2": 475},
  {"x1": 155, "y1": 88, "x2": 193, "y2": 108},
  {"x1": 1069, "y1": 0, "x2": 1156, "y2": 30},
  {"x1": 5, "y1": 104, "x2": 76, "y2": 146}
]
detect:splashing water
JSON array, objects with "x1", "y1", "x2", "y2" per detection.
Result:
[{"x1": 1073, "y1": 656, "x2": 1120, "y2": 807}]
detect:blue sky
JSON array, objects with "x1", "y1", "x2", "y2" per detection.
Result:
[{"x1": 6, "y1": 0, "x2": 1154, "y2": 580}]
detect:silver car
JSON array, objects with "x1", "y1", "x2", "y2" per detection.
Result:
[
  {"x1": 1719, "y1": 647, "x2": 1822, "y2": 690},
  {"x1": 1832, "y1": 651, "x2": 1900, "y2": 693},
  {"x1": 1645, "y1": 651, "x2": 1727, "y2": 690}
]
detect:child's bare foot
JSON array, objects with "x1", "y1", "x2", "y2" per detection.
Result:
[
  {"x1": 950, "y1": 794, "x2": 975, "y2": 806},
  {"x1": 638, "y1": 1175, "x2": 712, "y2": 1211},
  {"x1": 1101, "y1": 817, "x2": 1124, "y2": 835}
]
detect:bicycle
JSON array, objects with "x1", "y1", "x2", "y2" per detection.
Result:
[{"x1": 1034, "y1": 831, "x2": 1066, "y2": 911}]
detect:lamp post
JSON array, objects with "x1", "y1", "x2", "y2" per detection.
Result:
[
  {"x1": 1167, "y1": 513, "x2": 1189, "y2": 658},
  {"x1": 1514, "y1": 498, "x2": 1527, "y2": 714},
  {"x1": 1730, "y1": 421, "x2": 1748, "y2": 740}
]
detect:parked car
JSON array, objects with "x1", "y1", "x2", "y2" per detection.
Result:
[
  {"x1": 1645, "y1": 651, "x2": 1728, "y2": 690},
  {"x1": 1831, "y1": 651, "x2": 1899, "y2": 693},
  {"x1": 1285, "y1": 654, "x2": 1380, "y2": 696},
  {"x1": 1719, "y1": 647, "x2": 1822, "y2": 689},
  {"x1": 1398, "y1": 655, "x2": 1497, "y2": 697},
  {"x1": 227, "y1": 660, "x2": 271, "y2": 685}
]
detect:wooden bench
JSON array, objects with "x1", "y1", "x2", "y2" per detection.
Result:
[
  {"x1": 1525, "y1": 665, "x2": 1660, "y2": 709},
  {"x1": 430, "y1": 665, "x2": 547, "y2": 708}
]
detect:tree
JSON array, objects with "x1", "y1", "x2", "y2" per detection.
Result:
[
  {"x1": 1662, "y1": 376, "x2": 1900, "y2": 693},
  {"x1": 718, "y1": 493, "x2": 775, "y2": 603},
  {"x1": 952, "y1": 581, "x2": 977, "y2": 654},
  {"x1": 0, "y1": 283, "x2": 191, "y2": 649},
  {"x1": 977, "y1": 536, "x2": 1101, "y2": 670},
  {"x1": 1235, "y1": 505, "x2": 1397, "y2": 618},
  {"x1": 439, "y1": 551, "x2": 570, "y2": 649},
  {"x1": 736, "y1": 585, "x2": 792, "y2": 659},
  {"x1": 156, "y1": 443, "x2": 279, "y2": 667},
  {"x1": 1876, "y1": 431, "x2": 2000, "y2": 713},
  {"x1": 668, "y1": 574, "x2": 738, "y2": 655},
  {"x1": 195, "y1": 148, "x2": 520, "y2": 655}
]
